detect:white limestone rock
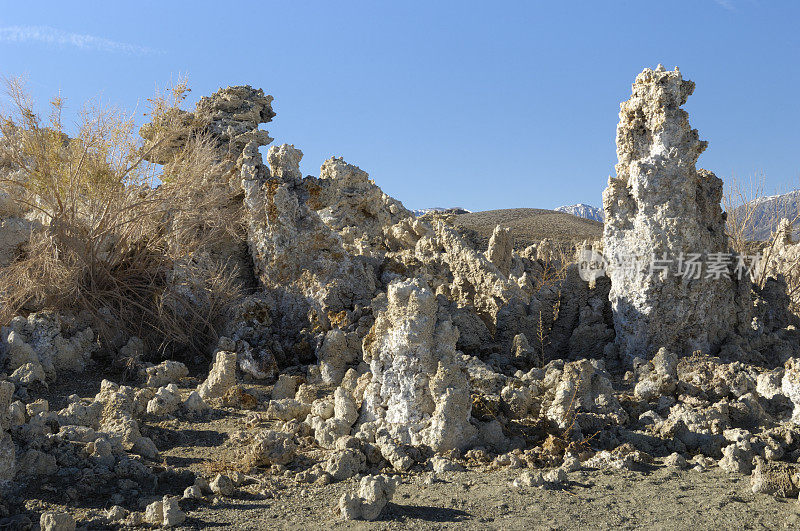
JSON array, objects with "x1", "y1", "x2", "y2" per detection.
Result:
[
  {"x1": 542, "y1": 359, "x2": 628, "y2": 431},
  {"x1": 241, "y1": 142, "x2": 377, "y2": 337},
  {"x1": 271, "y1": 374, "x2": 298, "y2": 400},
  {"x1": 664, "y1": 452, "x2": 688, "y2": 469},
  {"x1": 486, "y1": 225, "x2": 513, "y2": 277},
  {"x1": 0, "y1": 312, "x2": 97, "y2": 382},
  {"x1": 602, "y1": 65, "x2": 749, "y2": 360},
  {"x1": 719, "y1": 441, "x2": 755, "y2": 474},
  {"x1": 324, "y1": 448, "x2": 366, "y2": 482},
  {"x1": 756, "y1": 368, "x2": 784, "y2": 400},
  {"x1": 513, "y1": 470, "x2": 545, "y2": 488},
  {"x1": 317, "y1": 329, "x2": 362, "y2": 386},
  {"x1": 543, "y1": 468, "x2": 568, "y2": 485},
  {"x1": 306, "y1": 387, "x2": 361, "y2": 449},
  {"x1": 782, "y1": 358, "x2": 800, "y2": 423},
  {"x1": 361, "y1": 279, "x2": 476, "y2": 452},
  {"x1": 106, "y1": 506, "x2": 129, "y2": 522},
  {"x1": 210, "y1": 473, "x2": 235, "y2": 496},
  {"x1": 434, "y1": 223, "x2": 526, "y2": 333},
  {"x1": 182, "y1": 391, "x2": 209, "y2": 416},
  {"x1": 311, "y1": 156, "x2": 412, "y2": 254},
  {"x1": 145, "y1": 360, "x2": 188, "y2": 388},
  {"x1": 39, "y1": 512, "x2": 75, "y2": 531},
  {"x1": 338, "y1": 474, "x2": 399, "y2": 521},
  {"x1": 90, "y1": 379, "x2": 159, "y2": 459},
  {"x1": 430, "y1": 456, "x2": 465, "y2": 474},
  {"x1": 161, "y1": 495, "x2": 186, "y2": 527},
  {"x1": 248, "y1": 429, "x2": 297, "y2": 466},
  {"x1": 144, "y1": 500, "x2": 164, "y2": 526},
  {"x1": 197, "y1": 350, "x2": 237, "y2": 400},
  {"x1": 759, "y1": 219, "x2": 800, "y2": 315},
  {"x1": 146, "y1": 384, "x2": 182, "y2": 416},
  {"x1": 266, "y1": 399, "x2": 311, "y2": 421}
]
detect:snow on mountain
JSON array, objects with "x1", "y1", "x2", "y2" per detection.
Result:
[
  {"x1": 555, "y1": 203, "x2": 604, "y2": 222},
  {"x1": 412, "y1": 207, "x2": 471, "y2": 217}
]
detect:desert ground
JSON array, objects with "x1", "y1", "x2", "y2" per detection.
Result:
[{"x1": 8, "y1": 366, "x2": 797, "y2": 530}]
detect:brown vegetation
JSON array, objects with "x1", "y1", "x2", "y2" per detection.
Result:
[{"x1": 0, "y1": 77, "x2": 242, "y2": 358}]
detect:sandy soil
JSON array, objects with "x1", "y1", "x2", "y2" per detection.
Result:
[{"x1": 171, "y1": 465, "x2": 795, "y2": 530}]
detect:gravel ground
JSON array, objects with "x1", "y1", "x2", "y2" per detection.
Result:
[
  {"x1": 12, "y1": 370, "x2": 798, "y2": 530},
  {"x1": 181, "y1": 465, "x2": 795, "y2": 530}
]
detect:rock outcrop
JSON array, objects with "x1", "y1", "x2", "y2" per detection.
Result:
[
  {"x1": 759, "y1": 219, "x2": 800, "y2": 315},
  {"x1": 0, "y1": 380, "x2": 15, "y2": 482},
  {"x1": 602, "y1": 65, "x2": 749, "y2": 360},
  {"x1": 360, "y1": 279, "x2": 476, "y2": 452},
  {"x1": 242, "y1": 143, "x2": 378, "y2": 335},
  {"x1": 1, "y1": 312, "x2": 97, "y2": 384}
]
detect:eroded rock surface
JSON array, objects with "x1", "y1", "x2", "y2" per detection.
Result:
[
  {"x1": 361, "y1": 279, "x2": 476, "y2": 452},
  {"x1": 602, "y1": 65, "x2": 749, "y2": 360}
]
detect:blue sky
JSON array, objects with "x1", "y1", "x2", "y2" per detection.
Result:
[{"x1": 0, "y1": 1, "x2": 798, "y2": 211}]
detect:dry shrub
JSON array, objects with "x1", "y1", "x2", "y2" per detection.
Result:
[
  {"x1": 724, "y1": 175, "x2": 800, "y2": 252},
  {"x1": 723, "y1": 175, "x2": 766, "y2": 257},
  {"x1": 0, "y1": 76, "x2": 243, "y2": 359},
  {"x1": 723, "y1": 175, "x2": 800, "y2": 296}
]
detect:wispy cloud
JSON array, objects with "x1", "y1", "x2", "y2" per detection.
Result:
[
  {"x1": 713, "y1": 0, "x2": 737, "y2": 11},
  {"x1": 0, "y1": 25, "x2": 159, "y2": 55}
]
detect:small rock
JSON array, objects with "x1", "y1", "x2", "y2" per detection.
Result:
[
  {"x1": 106, "y1": 505, "x2": 128, "y2": 522},
  {"x1": 272, "y1": 374, "x2": 298, "y2": 400},
  {"x1": 145, "y1": 360, "x2": 189, "y2": 388},
  {"x1": 144, "y1": 500, "x2": 164, "y2": 525},
  {"x1": 210, "y1": 473, "x2": 235, "y2": 496},
  {"x1": 194, "y1": 476, "x2": 211, "y2": 494},
  {"x1": 162, "y1": 495, "x2": 186, "y2": 527},
  {"x1": 561, "y1": 455, "x2": 581, "y2": 472},
  {"x1": 25, "y1": 399, "x2": 49, "y2": 417},
  {"x1": 40, "y1": 512, "x2": 75, "y2": 531},
  {"x1": 430, "y1": 456, "x2": 465, "y2": 474},
  {"x1": 664, "y1": 452, "x2": 688, "y2": 469},
  {"x1": 544, "y1": 468, "x2": 568, "y2": 484},
  {"x1": 183, "y1": 485, "x2": 203, "y2": 499},
  {"x1": 339, "y1": 474, "x2": 399, "y2": 521},
  {"x1": 183, "y1": 391, "x2": 208, "y2": 416},
  {"x1": 325, "y1": 449, "x2": 366, "y2": 482},
  {"x1": 513, "y1": 470, "x2": 545, "y2": 488}
]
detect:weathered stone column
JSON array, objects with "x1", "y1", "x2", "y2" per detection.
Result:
[{"x1": 602, "y1": 65, "x2": 748, "y2": 360}]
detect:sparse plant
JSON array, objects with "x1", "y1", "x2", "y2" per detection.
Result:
[
  {"x1": 723, "y1": 175, "x2": 766, "y2": 257},
  {"x1": 536, "y1": 310, "x2": 547, "y2": 364},
  {"x1": 0, "y1": 76, "x2": 243, "y2": 359},
  {"x1": 530, "y1": 240, "x2": 578, "y2": 361},
  {"x1": 723, "y1": 175, "x2": 800, "y2": 310}
]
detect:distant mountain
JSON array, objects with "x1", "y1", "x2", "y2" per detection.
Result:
[
  {"x1": 733, "y1": 190, "x2": 800, "y2": 241},
  {"x1": 413, "y1": 207, "x2": 471, "y2": 217},
  {"x1": 555, "y1": 203, "x2": 604, "y2": 222},
  {"x1": 451, "y1": 208, "x2": 603, "y2": 249}
]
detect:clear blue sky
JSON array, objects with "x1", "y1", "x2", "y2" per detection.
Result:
[{"x1": 1, "y1": 1, "x2": 798, "y2": 211}]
